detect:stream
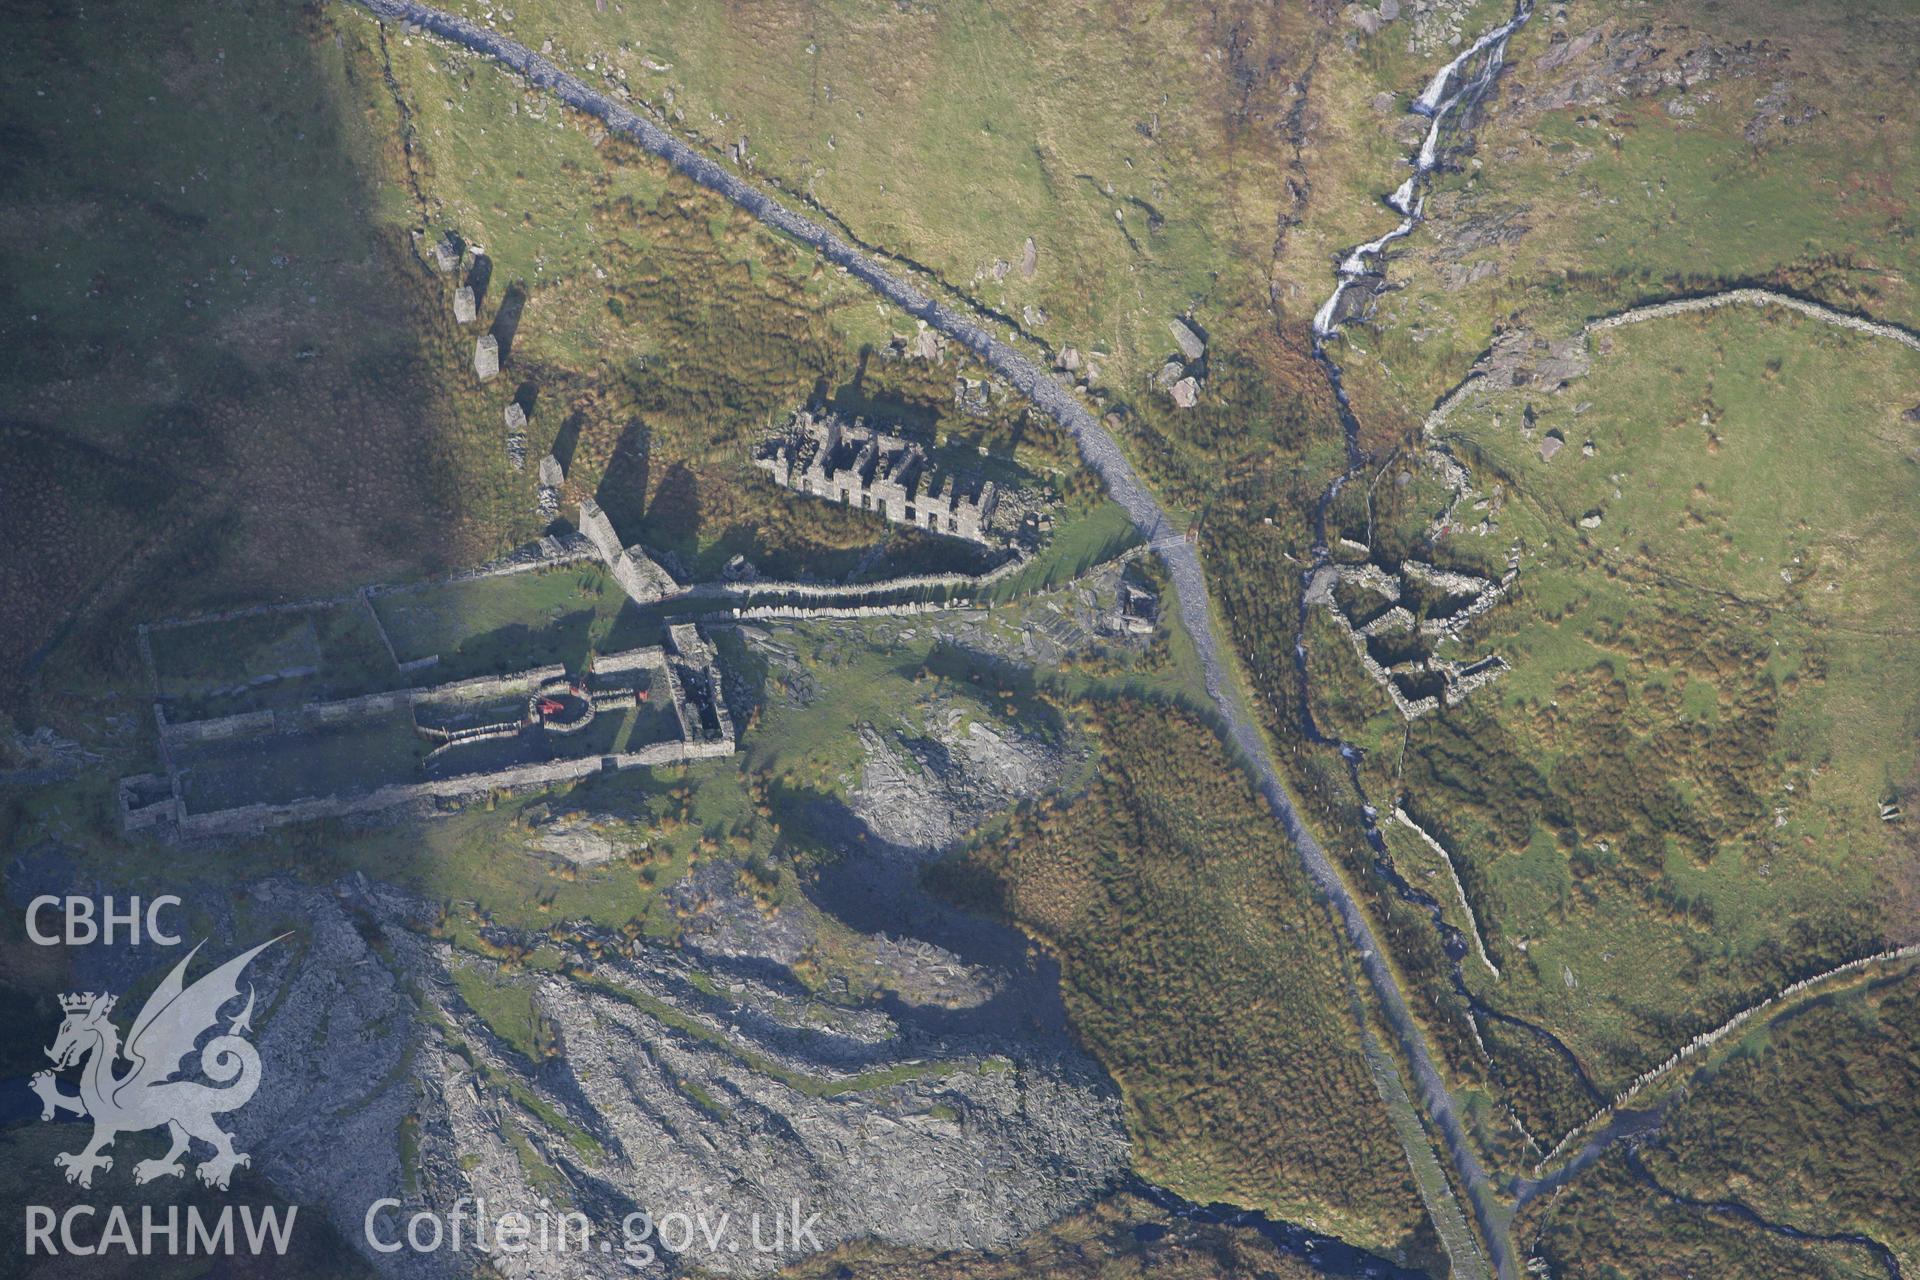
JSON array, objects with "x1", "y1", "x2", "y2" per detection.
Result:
[
  {"x1": 1126, "y1": 1178, "x2": 1431, "y2": 1278},
  {"x1": 1623, "y1": 1150, "x2": 1903, "y2": 1280},
  {"x1": 1298, "y1": 0, "x2": 1605, "y2": 1168},
  {"x1": 351, "y1": 2, "x2": 1571, "y2": 1274},
  {"x1": 1300, "y1": 14, "x2": 1920, "y2": 1272}
]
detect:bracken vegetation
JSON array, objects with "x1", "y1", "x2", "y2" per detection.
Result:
[
  {"x1": 1635, "y1": 970, "x2": 1920, "y2": 1275},
  {"x1": 937, "y1": 700, "x2": 1435, "y2": 1262},
  {"x1": 1519, "y1": 1149, "x2": 1885, "y2": 1280}
]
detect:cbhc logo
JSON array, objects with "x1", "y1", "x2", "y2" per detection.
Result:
[{"x1": 26, "y1": 896, "x2": 183, "y2": 946}]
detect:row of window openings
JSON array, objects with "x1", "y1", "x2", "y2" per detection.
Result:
[{"x1": 799, "y1": 478, "x2": 962, "y2": 532}]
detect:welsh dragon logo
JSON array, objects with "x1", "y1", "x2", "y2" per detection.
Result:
[{"x1": 31, "y1": 938, "x2": 281, "y2": 1190}]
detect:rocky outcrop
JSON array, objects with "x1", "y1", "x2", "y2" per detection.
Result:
[
  {"x1": 32, "y1": 868, "x2": 1125, "y2": 1279},
  {"x1": 1516, "y1": 20, "x2": 1783, "y2": 115},
  {"x1": 850, "y1": 710, "x2": 1067, "y2": 856}
]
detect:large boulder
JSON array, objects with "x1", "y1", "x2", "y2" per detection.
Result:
[{"x1": 1168, "y1": 317, "x2": 1206, "y2": 362}]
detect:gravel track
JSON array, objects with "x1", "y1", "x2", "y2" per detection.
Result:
[{"x1": 352, "y1": 2, "x2": 1509, "y2": 1272}]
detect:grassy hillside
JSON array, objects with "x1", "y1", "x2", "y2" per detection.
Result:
[
  {"x1": 375, "y1": 0, "x2": 1319, "y2": 388},
  {"x1": 368, "y1": 14, "x2": 1118, "y2": 584},
  {"x1": 1312, "y1": 303, "x2": 1920, "y2": 1147},
  {"x1": 0, "y1": 0, "x2": 526, "y2": 705},
  {"x1": 1315, "y1": 0, "x2": 1920, "y2": 433}
]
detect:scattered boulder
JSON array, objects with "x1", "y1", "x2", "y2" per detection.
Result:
[
  {"x1": 431, "y1": 233, "x2": 461, "y2": 273},
  {"x1": 474, "y1": 334, "x2": 500, "y2": 381},
  {"x1": 1371, "y1": 91, "x2": 1399, "y2": 114},
  {"x1": 1022, "y1": 303, "x2": 1049, "y2": 329},
  {"x1": 1056, "y1": 346, "x2": 1082, "y2": 373},
  {"x1": 1155, "y1": 361, "x2": 1185, "y2": 390},
  {"x1": 534, "y1": 453, "x2": 559, "y2": 509},
  {"x1": 1745, "y1": 79, "x2": 1818, "y2": 146},
  {"x1": 1441, "y1": 258, "x2": 1502, "y2": 291},
  {"x1": 1379, "y1": 0, "x2": 1401, "y2": 20},
  {"x1": 452, "y1": 286, "x2": 477, "y2": 325},
  {"x1": 504, "y1": 401, "x2": 528, "y2": 432},
  {"x1": 1020, "y1": 236, "x2": 1038, "y2": 278},
  {"x1": 1168, "y1": 317, "x2": 1206, "y2": 362},
  {"x1": 1170, "y1": 376, "x2": 1200, "y2": 409},
  {"x1": 1539, "y1": 434, "x2": 1564, "y2": 462},
  {"x1": 1578, "y1": 511, "x2": 1603, "y2": 529}
]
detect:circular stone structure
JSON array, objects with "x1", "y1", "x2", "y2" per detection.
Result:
[{"x1": 530, "y1": 681, "x2": 595, "y2": 734}]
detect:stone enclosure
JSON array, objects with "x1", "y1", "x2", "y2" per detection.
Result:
[{"x1": 119, "y1": 624, "x2": 734, "y2": 840}]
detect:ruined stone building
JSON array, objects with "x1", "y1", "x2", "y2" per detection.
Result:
[
  {"x1": 118, "y1": 624, "x2": 736, "y2": 840},
  {"x1": 753, "y1": 410, "x2": 999, "y2": 544},
  {"x1": 578, "y1": 499, "x2": 680, "y2": 605},
  {"x1": 665, "y1": 623, "x2": 735, "y2": 748}
]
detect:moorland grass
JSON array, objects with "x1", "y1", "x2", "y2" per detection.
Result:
[{"x1": 1332, "y1": 307, "x2": 1920, "y2": 1119}]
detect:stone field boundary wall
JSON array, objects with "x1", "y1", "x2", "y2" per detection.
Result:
[
  {"x1": 175, "y1": 735, "x2": 734, "y2": 839},
  {"x1": 146, "y1": 532, "x2": 601, "y2": 647},
  {"x1": 1533, "y1": 942, "x2": 1920, "y2": 1175},
  {"x1": 1588, "y1": 286, "x2": 1920, "y2": 352},
  {"x1": 591, "y1": 647, "x2": 669, "y2": 676},
  {"x1": 577, "y1": 498, "x2": 1033, "y2": 613},
  {"x1": 695, "y1": 599, "x2": 985, "y2": 624},
  {"x1": 158, "y1": 665, "x2": 568, "y2": 752},
  {"x1": 682, "y1": 551, "x2": 1026, "y2": 605}
]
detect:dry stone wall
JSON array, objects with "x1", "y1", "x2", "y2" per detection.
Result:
[{"x1": 1534, "y1": 943, "x2": 1920, "y2": 1174}]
